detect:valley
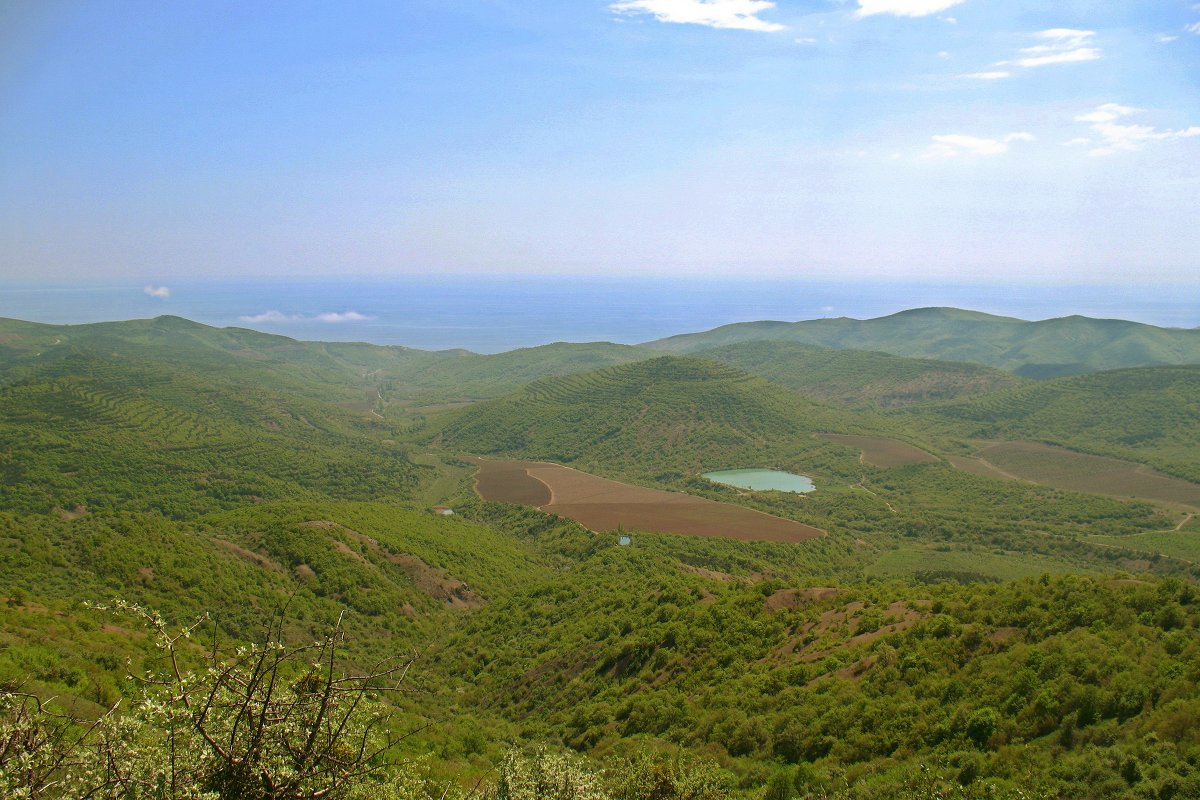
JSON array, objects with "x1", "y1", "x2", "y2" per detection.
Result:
[{"x1": 3, "y1": 310, "x2": 1200, "y2": 799}]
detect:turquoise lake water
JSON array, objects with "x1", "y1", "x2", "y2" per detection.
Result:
[{"x1": 702, "y1": 469, "x2": 815, "y2": 493}]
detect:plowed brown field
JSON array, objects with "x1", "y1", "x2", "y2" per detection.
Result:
[
  {"x1": 818, "y1": 434, "x2": 939, "y2": 468},
  {"x1": 469, "y1": 457, "x2": 823, "y2": 542}
]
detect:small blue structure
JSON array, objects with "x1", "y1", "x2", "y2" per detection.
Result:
[{"x1": 618, "y1": 535, "x2": 632, "y2": 546}]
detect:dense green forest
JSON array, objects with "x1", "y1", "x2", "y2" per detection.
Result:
[{"x1": 3, "y1": 314, "x2": 1200, "y2": 799}]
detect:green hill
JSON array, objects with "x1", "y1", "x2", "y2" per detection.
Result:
[
  {"x1": 435, "y1": 356, "x2": 873, "y2": 482},
  {"x1": 644, "y1": 307, "x2": 1200, "y2": 377},
  {"x1": 697, "y1": 340, "x2": 1025, "y2": 408},
  {"x1": 0, "y1": 316, "x2": 653, "y2": 410},
  {"x1": 904, "y1": 365, "x2": 1200, "y2": 482},
  {"x1": 3, "y1": 314, "x2": 1200, "y2": 799},
  {"x1": 379, "y1": 340, "x2": 653, "y2": 406},
  {"x1": 0, "y1": 349, "x2": 424, "y2": 517}
]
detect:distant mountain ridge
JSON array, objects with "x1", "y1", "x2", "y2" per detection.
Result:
[{"x1": 642, "y1": 307, "x2": 1200, "y2": 377}]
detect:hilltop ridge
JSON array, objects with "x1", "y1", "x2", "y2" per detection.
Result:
[{"x1": 643, "y1": 306, "x2": 1200, "y2": 377}]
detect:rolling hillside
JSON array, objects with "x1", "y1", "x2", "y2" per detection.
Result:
[
  {"x1": 435, "y1": 356, "x2": 874, "y2": 482},
  {"x1": 903, "y1": 365, "x2": 1200, "y2": 483},
  {"x1": 697, "y1": 340, "x2": 1025, "y2": 407},
  {"x1": 0, "y1": 316, "x2": 654, "y2": 409},
  {"x1": 0, "y1": 351, "x2": 423, "y2": 516},
  {"x1": 644, "y1": 307, "x2": 1200, "y2": 377}
]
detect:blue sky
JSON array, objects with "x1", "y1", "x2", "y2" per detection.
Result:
[{"x1": 1, "y1": 0, "x2": 1198, "y2": 283}]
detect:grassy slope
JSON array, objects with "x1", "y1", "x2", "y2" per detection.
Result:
[
  {"x1": 434, "y1": 356, "x2": 876, "y2": 483},
  {"x1": 0, "y1": 352, "x2": 423, "y2": 516},
  {"x1": 644, "y1": 307, "x2": 1200, "y2": 377},
  {"x1": 901, "y1": 365, "x2": 1200, "y2": 483},
  {"x1": 697, "y1": 340, "x2": 1026, "y2": 408},
  {"x1": 0, "y1": 316, "x2": 654, "y2": 409}
]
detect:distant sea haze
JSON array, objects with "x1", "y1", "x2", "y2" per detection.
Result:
[{"x1": 2, "y1": 277, "x2": 1198, "y2": 354}]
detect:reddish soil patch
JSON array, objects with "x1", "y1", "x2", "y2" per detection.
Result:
[
  {"x1": 470, "y1": 458, "x2": 552, "y2": 506},
  {"x1": 819, "y1": 434, "x2": 939, "y2": 468},
  {"x1": 766, "y1": 587, "x2": 842, "y2": 612},
  {"x1": 471, "y1": 458, "x2": 824, "y2": 543},
  {"x1": 305, "y1": 520, "x2": 480, "y2": 608},
  {"x1": 212, "y1": 539, "x2": 285, "y2": 573},
  {"x1": 989, "y1": 626, "x2": 1022, "y2": 644},
  {"x1": 54, "y1": 505, "x2": 89, "y2": 521},
  {"x1": 966, "y1": 441, "x2": 1200, "y2": 507},
  {"x1": 679, "y1": 564, "x2": 740, "y2": 583}
]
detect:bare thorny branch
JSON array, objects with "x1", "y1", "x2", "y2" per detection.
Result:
[{"x1": 4, "y1": 601, "x2": 419, "y2": 799}]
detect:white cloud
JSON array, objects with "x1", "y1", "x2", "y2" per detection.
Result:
[
  {"x1": 924, "y1": 132, "x2": 1035, "y2": 159},
  {"x1": 239, "y1": 310, "x2": 299, "y2": 323},
  {"x1": 1157, "y1": 34, "x2": 1179, "y2": 43},
  {"x1": 962, "y1": 70, "x2": 1011, "y2": 80},
  {"x1": 238, "y1": 310, "x2": 373, "y2": 324},
  {"x1": 610, "y1": 0, "x2": 785, "y2": 32},
  {"x1": 1073, "y1": 104, "x2": 1200, "y2": 156},
  {"x1": 937, "y1": 50, "x2": 952, "y2": 59},
  {"x1": 856, "y1": 0, "x2": 965, "y2": 17},
  {"x1": 314, "y1": 311, "x2": 372, "y2": 323},
  {"x1": 1187, "y1": 22, "x2": 1200, "y2": 34},
  {"x1": 143, "y1": 284, "x2": 170, "y2": 299},
  {"x1": 1074, "y1": 103, "x2": 1140, "y2": 123},
  {"x1": 1015, "y1": 29, "x2": 1101, "y2": 68}
]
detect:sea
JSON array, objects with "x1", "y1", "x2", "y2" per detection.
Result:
[{"x1": 1, "y1": 277, "x2": 1197, "y2": 354}]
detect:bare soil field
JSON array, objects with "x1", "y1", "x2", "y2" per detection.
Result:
[
  {"x1": 818, "y1": 433, "x2": 940, "y2": 468},
  {"x1": 471, "y1": 458, "x2": 823, "y2": 542},
  {"x1": 470, "y1": 457, "x2": 552, "y2": 506},
  {"x1": 945, "y1": 455, "x2": 1018, "y2": 481},
  {"x1": 967, "y1": 441, "x2": 1200, "y2": 508}
]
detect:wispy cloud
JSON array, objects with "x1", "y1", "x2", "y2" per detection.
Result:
[
  {"x1": 238, "y1": 310, "x2": 298, "y2": 323},
  {"x1": 314, "y1": 311, "x2": 371, "y2": 323},
  {"x1": 1187, "y1": 22, "x2": 1200, "y2": 35},
  {"x1": 1012, "y1": 29, "x2": 1101, "y2": 68},
  {"x1": 143, "y1": 285, "x2": 170, "y2": 299},
  {"x1": 961, "y1": 70, "x2": 1011, "y2": 81},
  {"x1": 238, "y1": 310, "x2": 374, "y2": 324},
  {"x1": 962, "y1": 29, "x2": 1101, "y2": 82},
  {"x1": 856, "y1": 0, "x2": 965, "y2": 17},
  {"x1": 610, "y1": 0, "x2": 785, "y2": 32},
  {"x1": 1072, "y1": 104, "x2": 1200, "y2": 156},
  {"x1": 923, "y1": 132, "x2": 1035, "y2": 159},
  {"x1": 1156, "y1": 34, "x2": 1179, "y2": 43}
]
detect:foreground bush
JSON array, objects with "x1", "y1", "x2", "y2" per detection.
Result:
[{"x1": 1, "y1": 603, "x2": 421, "y2": 799}]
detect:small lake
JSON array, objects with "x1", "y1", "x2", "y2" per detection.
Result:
[{"x1": 702, "y1": 469, "x2": 815, "y2": 493}]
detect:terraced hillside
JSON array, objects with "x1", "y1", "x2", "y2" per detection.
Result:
[
  {"x1": 698, "y1": 340, "x2": 1025, "y2": 407},
  {"x1": 904, "y1": 365, "x2": 1200, "y2": 483},
  {"x1": 0, "y1": 353, "x2": 422, "y2": 516},
  {"x1": 0, "y1": 316, "x2": 654, "y2": 409},
  {"x1": 644, "y1": 307, "x2": 1200, "y2": 377},
  {"x1": 436, "y1": 356, "x2": 874, "y2": 482}
]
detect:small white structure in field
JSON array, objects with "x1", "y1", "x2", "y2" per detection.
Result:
[
  {"x1": 618, "y1": 535, "x2": 632, "y2": 546},
  {"x1": 432, "y1": 506, "x2": 454, "y2": 516}
]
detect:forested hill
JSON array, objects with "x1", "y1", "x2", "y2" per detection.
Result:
[
  {"x1": 0, "y1": 315, "x2": 653, "y2": 406},
  {"x1": 435, "y1": 356, "x2": 877, "y2": 481},
  {"x1": 695, "y1": 340, "x2": 1025, "y2": 408},
  {"x1": 642, "y1": 307, "x2": 1200, "y2": 377}
]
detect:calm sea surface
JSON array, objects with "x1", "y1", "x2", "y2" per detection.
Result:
[{"x1": 1, "y1": 277, "x2": 1196, "y2": 354}]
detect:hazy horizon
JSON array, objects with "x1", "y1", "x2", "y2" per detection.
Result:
[
  {"x1": 3, "y1": 276, "x2": 1196, "y2": 353},
  {"x1": 2, "y1": 2, "x2": 1198, "y2": 285}
]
